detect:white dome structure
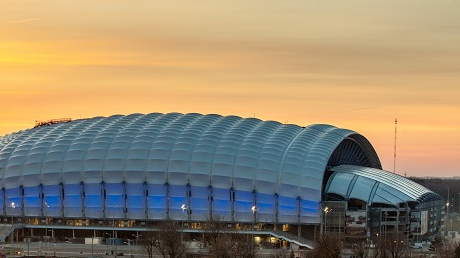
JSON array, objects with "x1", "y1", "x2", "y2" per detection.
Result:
[{"x1": 0, "y1": 112, "x2": 385, "y2": 224}]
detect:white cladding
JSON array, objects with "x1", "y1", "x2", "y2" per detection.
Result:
[
  {"x1": 0, "y1": 113, "x2": 378, "y2": 222},
  {"x1": 326, "y1": 165, "x2": 435, "y2": 206}
]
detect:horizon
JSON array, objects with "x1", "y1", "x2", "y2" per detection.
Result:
[{"x1": 1, "y1": 0, "x2": 459, "y2": 178}]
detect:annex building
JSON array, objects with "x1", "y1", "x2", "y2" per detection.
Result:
[{"x1": 0, "y1": 113, "x2": 444, "y2": 249}]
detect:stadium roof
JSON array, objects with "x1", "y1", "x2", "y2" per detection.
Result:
[
  {"x1": 0, "y1": 113, "x2": 381, "y2": 193},
  {"x1": 325, "y1": 165, "x2": 444, "y2": 207}
]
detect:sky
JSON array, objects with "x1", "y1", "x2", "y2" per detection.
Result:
[{"x1": 0, "y1": 0, "x2": 459, "y2": 177}]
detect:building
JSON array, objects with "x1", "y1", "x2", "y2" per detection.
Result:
[{"x1": 0, "y1": 113, "x2": 444, "y2": 248}]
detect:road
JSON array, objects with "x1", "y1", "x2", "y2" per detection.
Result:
[{"x1": 2, "y1": 242, "x2": 146, "y2": 257}]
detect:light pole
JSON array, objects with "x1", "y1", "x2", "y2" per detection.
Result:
[
  {"x1": 91, "y1": 236, "x2": 94, "y2": 256},
  {"x1": 446, "y1": 201, "x2": 450, "y2": 233},
  {"x1": 323, "y1": 207, "x2": 331, "y2": 235},
  {"x1": 44, "y1": 201, "x2": 49, "y2": 253},
  {"x1": 112, "y1": 204, "x2": 116, "y2": 256},
  {"x1": 11, "y1": 202, "x2": 15, "y2": 246},
  {"x1": 181, "y1": 204, "x2": 188, "y2": 242},
  {"x1": 106, "y1": 233, "x2": 112, "y2": 255},
  {"x1": 251, "y1": 205, "x2": 258, "y2": 250},
  {"x1": 132, "y1": 233, "x2": 140, "y2": 256},
  {"x1": 132, "y1": 234, "x2": 138, "y2": 246},
  {"x1": 383, "y1": 211, "x2": 387, "y2": 241}
]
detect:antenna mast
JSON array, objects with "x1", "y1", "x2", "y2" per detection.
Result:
[{"x1": 393, "y1": 118, "x2": 397, "y2": 173}]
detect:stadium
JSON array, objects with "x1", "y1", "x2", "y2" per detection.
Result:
[{"x1": 0, "y1": 112, "x2": 445, "y2": 250}]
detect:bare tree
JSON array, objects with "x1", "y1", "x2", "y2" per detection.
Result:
[
  {"x1": 141, "y1": 229, "x2": 157, "y2": 258},
  {"x1": 310, "y1": 234, "x2": 341, "y2": 258},
  {"x1": 382, "y1": 237, "x2": 410, "y2": 258},
  {"x1": 269, "y1": 248, "x2": 291, "y2": 258},
  {"x1": 436, "y1": 238, "x2": 460, "y2": 258},
  {"x1": 202, "y1": 214, "x2": 258, "y2": 258},
  {"x1": 203, "y1": 214, "x2": 227, "y2": 252},
  {"x1": 455, "y1": 241, "x2": 460, "y2": 258},
  {"x1": 370, "y1": 237, "x2": 386, "y2": 258},
  {"x1": 352, "y1": 242, "x2": 370, "y2": 258},
  {"x1": 229, "y1": 233, "x2": 258, "y2": 258},
  {"x1": 141, "y1": 220, "x2": 190, "y2": 258},
  {"x1": 370, "y1": 242, "x2": 384, "y2": 258},
  {"x1": 209, "y1": 233, "x2": 233, "y2": 258}
]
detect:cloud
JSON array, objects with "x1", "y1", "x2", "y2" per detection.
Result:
[{"x1": 5, "y1": 18, "x2": 42, "y2": 24}]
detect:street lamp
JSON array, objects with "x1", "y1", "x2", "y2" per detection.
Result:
[
  {"x1": 11, "y1": 202, "x2": 15, "y2": 246},
  {"x1": 181, "y1": 204, "x2": 188, "y2": 242},
  {"x1": 132, "y1": 234, "x2": 138, "y2": 246},
  {"x1": 44, "y1": 201, "x2": 50, "y2": 253},
  {"x1": 323, "y1": 207, "x2": 332, "y2": 235},
  {"x1": 112, "y1": 204, "x2": 116, "y2": 256},
  {"x1": 446, "y1": 201, "x2": 450, "y2": 233},
  {"x1": 106, "y1": 233, "x2": 112, "y2": 255},
  {"x1": 251, "y1": 205, "x2": 258, "y2": 250},
  {"x1": 132, "y1": 233, "x2": 140, "y2": 256}
]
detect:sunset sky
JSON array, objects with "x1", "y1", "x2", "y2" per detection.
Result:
[{"x1": 1, "y1": 0, "x2": 459, "y2": 177}]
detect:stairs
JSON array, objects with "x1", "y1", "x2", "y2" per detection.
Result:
[
  {"x1": 0, "y1": 224, "x2": 23, "y2": 243},
  {"x1": 269, "y1": 229, "x2": 315, "y2": 249}
]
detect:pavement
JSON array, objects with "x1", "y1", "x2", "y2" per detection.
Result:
[{"x1": 1, "y1": 242, "x2": 147, "y2": 258}]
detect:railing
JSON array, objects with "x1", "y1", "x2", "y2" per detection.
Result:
[
  {"x1": 34, "y1": 118, "x2": 72, "y2": 128},
  {"x1": 0, "y1": 224, "x2": 24, "y2": 243}
]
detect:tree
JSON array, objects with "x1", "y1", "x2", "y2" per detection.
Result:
[
  {"x1": 203, "y1": 214, "x2": 230, "y2": 258},
  {"x1": 202, "y1": 214, "x2": 258, "y2": 258},
  {"x1": 384, "y1": 238, "x2": 409, "y2": 258},
  {"x1": 141, "y1": 229, "x2": 157, "y2": 258},
  {"x1": 455, "y1": 241, "x2": 460, "y2": 258},
  {"x1": 310, "y1": 234, "x2": 341, "y2": 258},
  {"x1": 229, "y1": 233, "x2": 258, "y2": 258},
  {"x1": 370, "y1": 239, "x2": 385, "y2": 258},
  {"x1": 208, "y1": 233, "x2": 233, "y2": 258},
  {"x1": 141, "y1": 220, "x2": 190, "y2": 258},
  {"x1": 269, "y1": 248, "x2": 291, "y2": 258},
  {"x1": 436, "y1": 238, "x2": 460, "y2": 258},
  {"x1": 352, "y1": 242, "x2": 370, "y2": 258}
]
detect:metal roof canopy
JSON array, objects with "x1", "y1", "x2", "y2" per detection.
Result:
[{"x1": 324, "y1": 165, "x2": 444, "y2": 207}]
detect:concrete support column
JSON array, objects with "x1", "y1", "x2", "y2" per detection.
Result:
[{"x1": 314, "y1": 225, "x2": 317, "y2": 241}]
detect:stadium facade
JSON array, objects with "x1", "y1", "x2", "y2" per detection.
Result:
[{"x1": 0, "y1": 113, "x2": 445, "y2": 246}]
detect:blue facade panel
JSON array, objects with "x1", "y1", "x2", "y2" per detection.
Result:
[
  {"x1": 234, "y1": 190, "x2": 253, "y2": 222},
  {"x1": 278, "y1": 195, "x2": 298, "y2": 223},
  {"x1": 84, "y1": 183, "x2": 103, "y2": 218},
  {"x1": 256, "y1": 193, "x2": 276, "y2": 223},
  {"x1": 63, "y1": 184, "x2": 82, "y2": 217},
  {"x1": 5, "y1": 188, "x2": 22, "y2": 216},
  {"x1": 300, "y1": 199, "x2": 320, "y2": 223},
  {"x1": 168, "y1": 185, "x2": 187, "y2": 220},
  {"x1": 23, "y1": 186, "x2": 41, "y2": 217},
  {"x1": 211, "y1": 188, "x2": 231, "y2": 221},
  {"x1": 126, "y1": 183, "x2": 145, "y2": 219},
  {"x1": 105, "y1": 183, "x2": 124, "y2": 219},
  {"x1": 190, "y1": 186, "x2": 209, "y2": 221},
  {"x1": 147, "y1": 184, "x2": 167, "y2": 220},
  {"x1": 43, "y1": 185, "x2": 61, "y2": 217}
]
